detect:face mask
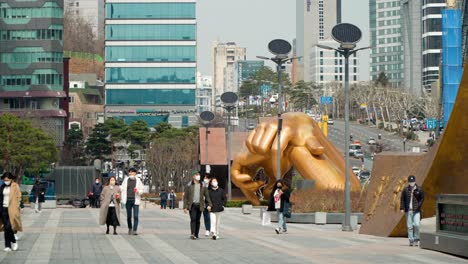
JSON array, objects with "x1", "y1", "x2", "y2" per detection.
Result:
[
  {"x1": 211, "y1": 182, "x2": 218, "y2": 187},
  {"x1": 129, "y1": 175, "x2": 135, "y2": 179},
  {"x1": 204, "y1": 179, "x2": 209, "y2": 184},
  {"x1": 4, "y1": 181, "x2": 11, "y2": 186},
  {"x1": 110, "y1": 180, "x2": 116, "y2": 186},
  {"x1": 96, "y1": 181, "x2": 99, "y2": 184},
  {"x1": 195, "y1": 175, "x2": 201, "y2": 181},
  {"x1": 409, "y1": 182, "x2": 416, "y2": 187},
  {"x1": 277, "y1": 185, "x2": 282, "y2": 189}
]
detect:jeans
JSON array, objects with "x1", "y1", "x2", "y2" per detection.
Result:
[
  {"x1": 189, "y1": 204, "x2": 202, "y2": 237},
  {"x1": 1, "y1": 210, "x2": 16, "y2": 248},
  {"x1": 160, "y1": 199, "x2": 167, "y2": 209},
  {"x1": 35, "y1": 197, "x2": 42, "y2": 211},
  {"x1": 203, "y1": 207, "x2": 211, "y2": 232},
  {"x1": 93, "y1": 194, "x2": 101, "y2": 208},
  {"x1": 210, "y1": 212, "x2": 222, "y2": 236},
  {"x1": 277, "y1": 209, "x2": 287, "y2": 231},
  {"x1": 125, "y1": 199, "x2": 139, "y2": 231},
  {"x1": 406, "y1": 211, "x2": 421, "y2": 242},
  {"x1": 169, "y1": 199, "x2": 175, "y2": 209}
]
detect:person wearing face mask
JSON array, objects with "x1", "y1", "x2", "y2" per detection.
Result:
[
  {"x1": 183, "y1": 171, "x2": 212, "y2": 240},
  {"x1": 267, "y1": 180, "x2": 290, "y2": 234},
  {"x1": 208, "y1": 178, "x2": 226, "y2": 240},
  {"x1": 31, "y1": 179, "x2": 46, "y2": 213},
  {"x1": 0, "y1": 172, "x2": 22, "y2": 252},
  {"x1": 201, "y1": 174, "x2": 211, "y2": 236},
  {"x1": 168, "y1": 190, "x2": 177, "y2": 209},
  {"x1": 121, "y1": 168, "x2": 144, "y2": 235},
  {"x1": 159, "y1": 189, "x2": 168, "y2": 209},
  {"x1": 91, "y1": 177, "x2": 103, "y2": 208},
  {"x1": 400, "y1": 175, "x2": 425, "y2": 247},
  {"x1": 99, "y1": 176, "x2": 121, "y2": 235}
]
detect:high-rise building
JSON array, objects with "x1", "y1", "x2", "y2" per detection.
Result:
[
  {"x1": 212, "y1": 42, "x2": 246, "y2": 107},
  {"x1": 0, "y1": 0, "x2": 66, "y2": 146},
  {"x1": 296, "y1": 0, "x2": 339, "y2": 83},
  {"x1": 421, "y1": 0, "x2": 446, "y2": 92},
  {"x1": 196, "y1": 73, "x2": 212, "y2": 113},
  {"x1": 64, "y1": 0, "x2": 105, "y2": 38},
  {"x1": 104, "y1": 0, "x2": 197, "y2": 128},
  {"x1": 369, "y1": 0, "x2": 404, "y2": 87},
  {"x1": 234, "y1": 60, "x2": 264, "y2": 91}
]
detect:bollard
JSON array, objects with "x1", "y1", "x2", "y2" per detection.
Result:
[
  {"x1": 242, "y1": 204, "x2": 253, "y2": 214},
  {"x1": 315, "y1": 212, "x2": 327, "y2": 225}
]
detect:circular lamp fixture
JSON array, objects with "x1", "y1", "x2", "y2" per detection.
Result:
[
  {"x1": 221, "y1": 92, "x2": 238, "y2": 105},
  {"x1": 200, "y1": 111, "x2": 215, "y2": 123},
  {"x1": 332, "y1": 23, "x2": 362, "y2": 47},
  {"x1": 268, "y1": 39, "x2": 292, "y2": 56}
]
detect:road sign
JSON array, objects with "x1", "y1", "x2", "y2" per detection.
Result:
[
  {"x1": 427, "y1": 118, "x2": 437, "y2": 129},
  {"x1": 320, "y1": 96, "x2": 333, "y2": 105},
  {"x1": 260, "y1": 84, "x2": 272, "y2": 96}
]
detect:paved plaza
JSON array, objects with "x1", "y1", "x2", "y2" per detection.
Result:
[{"x1": 0, "y1": 205, "x2": 466, "y2": 264}]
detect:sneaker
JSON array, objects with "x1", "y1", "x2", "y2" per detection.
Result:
[
  {"x1": 282, "y1": 230, "x2": 288, "y2": 234},
  {"x1": 128, "y1": 230, "x2": 133, "y2": 235},
  {"x1": 11, "y1": 243, "x2": 18, "y2": 251},
  {"x1": 275, "y1": 228, "x2": 280, "y2": 234},
  {"x1": 14, "y1": 234, "x2": 19, "y2": 241},
  {"x1": 132, "y1": 231, "x2": 138, "y2": 236},
  {"x1": 212, "y1": 235, "x2": 217, "y2": 240},
  {"x1": 205, "y1": 231, "x2": 210, "y2": 237},
  {"x1": 3, "y1": 248, "x2": 11, "y2": 252},
  {"x1": 409, "y1": 240, "x2": 414, "y2": 247},
  {"x1": 414, "y1": 240, "x2": 420, "y2": 247},
  {"x1": 190, "y1": 234, "x2": 196, "y2": 240}
]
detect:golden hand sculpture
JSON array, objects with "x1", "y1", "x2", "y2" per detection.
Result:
[{"x1": 232, "y1": 112, "x2": 361, "y2": 205}]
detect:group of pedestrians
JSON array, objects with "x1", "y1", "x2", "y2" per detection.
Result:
[{"x1": 159, "y1": 189, "x2": 177, "y2": 209}]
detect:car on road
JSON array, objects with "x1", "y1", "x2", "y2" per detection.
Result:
[
  {"x1": 348, "y1": 144, "x2": 362, "y2": 156},
  {"x1": 359, "y1": 170, "x2": 371, "y2": 181},
  {"x1": 368, "y1": 138, "x2": 377, "y2": 145},
  {"x1": 354, "y1": 150, "x2": 364, "y2": 159},
  {"x1": 352, "y1": 166, "x2": 361, "y2": 176},
  {"x1": 327, "y1": 118, "x2": 334, "y2": 125},
  {"x1": 247, "y1": 123, "x2": 256, "y2": 130}
]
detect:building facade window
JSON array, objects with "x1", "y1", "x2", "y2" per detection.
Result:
[
  {"x1": 106, "y1": 46, "x2": 195, "y2": 62},
  {"x1": 106, "y1": 24, "x2": 196, "y2": 41},
  {"x1": 106, "y1": 3, "x2": 195, "y2": 19},
  {"x1": 0, "y1": 3, "x2": 63, "y2": 20},
  {"x1": 105, "y1": 67, "x2": 196, "y2": 84},
  {"x1": 106, "y1": 89, "x2": 196, "y2": 105}
]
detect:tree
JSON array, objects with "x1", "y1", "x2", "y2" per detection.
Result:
[
  {"x1": 0, "y1": 114, "x2": 57, "y2": 181},
  {"x1": 374, "y1": 72, "x2": 389, "y2": 87},
  {"x1": 85, "y1": 123, "x2": 111, "y2": 161},
  {"x1": 288, "y1": 81, "x2": 321, "y2": 111},
  {"x1": 62, "y1": 126, "x2": 86, "y2": 165},
  {"x1": 103, "y1": 118, "x2": 129, "y2": 164},
  {"x1": 63, "y1": 10, "x2": 103, "y2": 55}
]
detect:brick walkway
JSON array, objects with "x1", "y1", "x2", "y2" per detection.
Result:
[{"x1": 0, "y1": 206, "x2": 466, "y2": 264}]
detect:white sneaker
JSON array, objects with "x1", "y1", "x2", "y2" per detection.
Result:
[
  {"x1": 3, "y1": 247, "x2": 11, "y2": 252},
  {"x1": 205, "y1": 231, "x2": 210, "y2": 237},
  {"x1": 14, "y1": 234, "x2": 19, "y2": 241},
  {"x1": 11, "y1": 243, "x2": 18, "y2": 251}
]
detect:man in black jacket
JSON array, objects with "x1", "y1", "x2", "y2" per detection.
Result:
[{"x1": 400, "y1": 175, "x2": 425, "y2": 247}]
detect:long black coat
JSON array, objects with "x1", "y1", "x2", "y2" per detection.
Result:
[
  {"x1": 32, "y1": 183, "x2": 46, "y2": 203},
  {"x1": 208, "y1": 187, "x2": 226, "y2": 213},
  {"x1": 267, "y1": 188, "x2": 290, "y2": 212}
]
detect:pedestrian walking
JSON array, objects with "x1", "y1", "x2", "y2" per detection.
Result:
[
  {"x1": 31, "y1": 179, "x2": 45, "y2": 213},
  {"x1": 208, "y1": 178, "x2": 226, "y2": 240},
  {"x1": 168, "y1": 190, "x2": 177, "y2": 209},
  {"x1": 91, "y1": 177, "x2": 103, "y2": 208},
  {"x1": 400, "y1": 175, "x2": 425, "y2": 247},
  {"x1": 202, "y1": 174, "x2": 211, "y2": 236},
  {"x1": 268, "y1": 180, "x2": 290, "y2": 234},
  {"x1": 99, "y1": 176, "x2": 121, "y2": 235},
  {"x1": 121, "y1": 168, "x2": 144, "y2": 235},
  {"x1": 160, "y1": 189, "x2": 168, "y2": 209},
  {"x1": 0, "y1": 172, "x2": 22, "y2": 252},
  {"x1": 183, "y1": 171, "x2": 212, "y2": 240}
]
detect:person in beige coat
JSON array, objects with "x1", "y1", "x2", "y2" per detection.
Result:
[
  {"x1": 99, "y1": 176, "x2": 121, "y2": 235},
  {"x1": 0, "y1": 172, "x2": 22, "y2": 252}
]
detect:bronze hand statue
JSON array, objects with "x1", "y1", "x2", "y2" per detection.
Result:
[{"x1": 232, "y1": 112, "x2": 361, "y2": 205}]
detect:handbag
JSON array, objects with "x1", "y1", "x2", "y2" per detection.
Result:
[{"x1": 283, "y1": 202, "x2": 292, "y2": 218}]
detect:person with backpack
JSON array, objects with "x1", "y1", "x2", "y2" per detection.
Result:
[
  {"x1": 160, "y1": 189, "x2": 168, "y2": 209},
  {"x1": 400, "y1": 175, "x2": 425, "y2": 247},
  {"x1": 268, "y1": 180, "x2": 290, "y2": 234},
  {"x1": 208, "y1": 178, "x2": 226, "y2": 240}
]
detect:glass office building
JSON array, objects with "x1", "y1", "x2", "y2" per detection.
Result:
[
  {"x1": 0, "y1": 0, "x2": 66, "y2": 146},
  {"x1": 104, "y1": 0, "x2": 197, "y2": 127}
]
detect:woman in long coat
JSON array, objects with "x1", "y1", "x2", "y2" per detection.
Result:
[
  {"x1": 0, "y1": 172, "x2": 22, "y2": 251},
  {"x1": 99, "y1": 176, "x2": 121, "y2": 235}
]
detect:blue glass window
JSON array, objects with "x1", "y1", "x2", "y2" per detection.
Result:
[
  {"x1": 113, "y1": 116, "x2": 169, "y2": 127},
  {"x1": 106, "y1": 3, "x2": 195, "y2": 19},
  {"x1": 106, "y1": 46, "x2": 195, "y2": 62},
  {"x1": 106, "y1": 67, "x2": 195, "y2": 84},
  {"x1": 106, "y1": 89, "x2": 195, "y2": 105},
  {"x1": 106, "y1": 25, "x2": 196, "y2": 41},
  {"x1": 181, "y1": 116, "x2": 189, "y2": 128}
]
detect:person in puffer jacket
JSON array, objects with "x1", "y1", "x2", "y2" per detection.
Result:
[
  {"x1": 207, "y1": 178, "x2": 226, "y2": 240},
  {"x1": 400, "y1": 175, "x2": 425, "y2": 247}
]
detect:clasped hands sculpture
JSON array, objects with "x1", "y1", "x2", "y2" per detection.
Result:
[{"x1": 232, "y1": 112, "x2": 361, "y2": 205}]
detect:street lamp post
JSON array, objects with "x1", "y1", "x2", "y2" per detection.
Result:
[
  {"x1": 403, "y1": 138, "x2": 407, "y2": 152},
  {"x1": 200, "y1": 111, "x2": 215, "y2": 175},
  {"x1": 316, "y1": 23, "x2": 371, "y2": 232},
  {"x1": 221, "y1": 92, "x2": 238, "y2": 201},
  {"x1": 257, "y1": 39, "x2": 301, "y2": 180}
]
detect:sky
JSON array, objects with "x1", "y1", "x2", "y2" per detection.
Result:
[{"x1": 197, "y1": 0, "x2": 370, "y2": 81}]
